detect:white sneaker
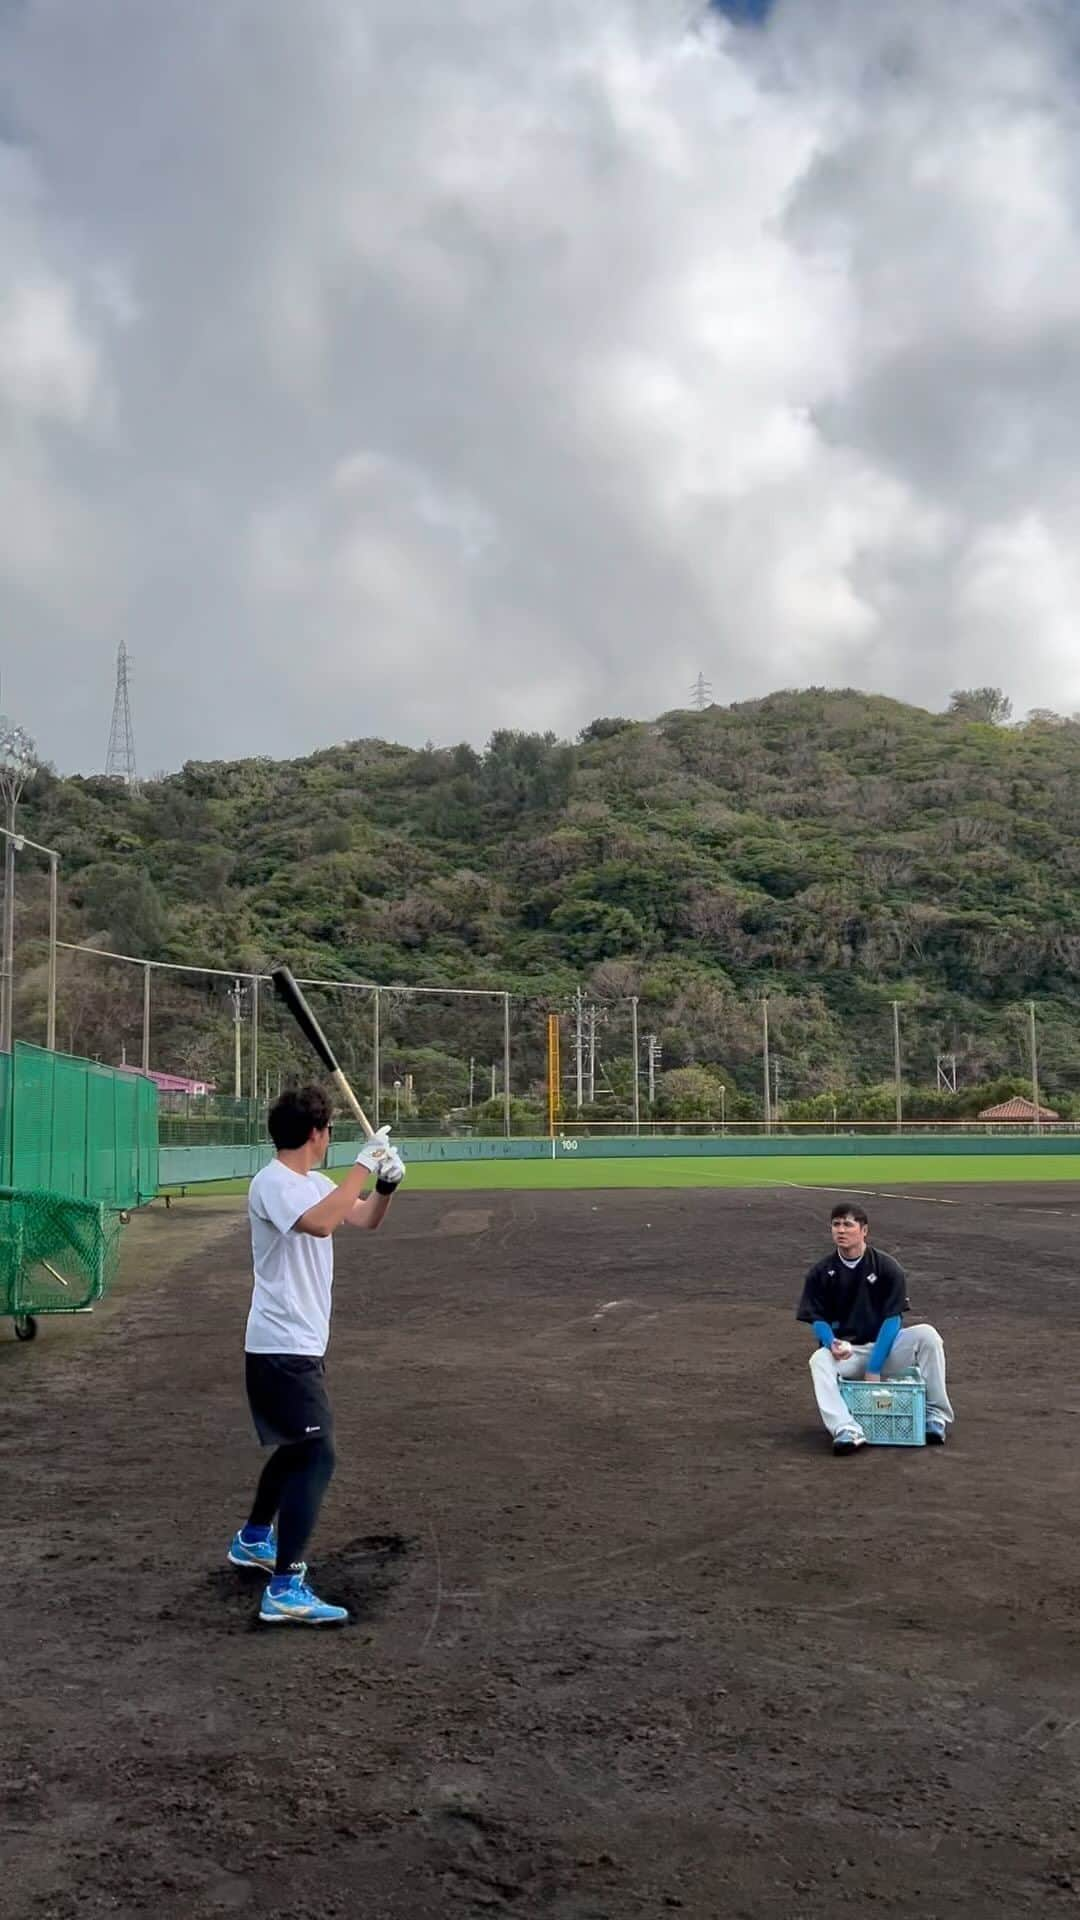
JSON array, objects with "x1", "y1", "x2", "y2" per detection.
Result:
[{"x1": 832, "y1": 1427, "x2": 867, "y2": 1455}]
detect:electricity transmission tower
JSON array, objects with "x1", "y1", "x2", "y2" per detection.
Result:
[
  {"x1": 106, "y1": 640, "x2": 139, "y2": 788},
  {"x1": 690, "y1": 673, "x2": 712, "y2": 711}
]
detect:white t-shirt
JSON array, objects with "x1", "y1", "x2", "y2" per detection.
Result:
[{"x1": 245, "y1": 1158, "x2": 336, "y2": 1356}]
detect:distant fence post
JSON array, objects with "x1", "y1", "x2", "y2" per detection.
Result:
[
  {"x1": 142, "y1": 964, "x2": 151, "y2": 1074},
  {"x1": 372, "y1": 987, "x2": 381, "y2": 1131},
  {"x1": 250, "y1": 975, "x2": 260, "y2": 1143}
]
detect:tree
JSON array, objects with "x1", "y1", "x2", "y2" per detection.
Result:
[
  {"x1": 79, "y1": 863, "x2": 169, "y2": 955},
  {"x1": 549, "y1": 897, "x2": 645, "y2": 963},
  {"x1": 948, "y1": 688, "x2": 1012, "y2": 725},
  {"x1": 654, "y1": 1065, "x2": 731, "y2": 1121},
  {"x1": 579, "y1": 717, "x2": 635, "y2": 743}
]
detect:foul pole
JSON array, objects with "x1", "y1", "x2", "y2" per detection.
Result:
[{"x1": 547, "y1": 1012, "x2": 562, "y2": 1138}]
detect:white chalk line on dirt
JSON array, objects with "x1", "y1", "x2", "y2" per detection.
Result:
[
  {"x1": 782, "y1": 1183, "x2": 962, "y2": 1206},
  {"x1": 783, "y1": 1182, "x2": 1080, "y2": 1221},
  {"x1": 524, "y1": 1298, "x2": 638, "y2": 1344},
  {"x1": 447, "y1": 1536, "x2": 717, "y2": 1605},
  {"x1": 1020, "y1": 1713, "x2": 1080, "y2": 1751}
]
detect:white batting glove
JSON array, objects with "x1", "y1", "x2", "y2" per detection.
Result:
[
  {"x1": 355, "y1": 1125, "x2": 392, "y2": 1173},
  {"x1": 376, "y1": 1146, "x2": 406, "y2": 1188}
]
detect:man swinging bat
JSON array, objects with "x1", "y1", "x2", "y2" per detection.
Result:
[
  {"x1": 227, "y1": 1085, "x2": 405, "y2": 1624},
  {"x1": 227, "y1": 966, "x2": 405, "y2": 1625},
  {"x1": 796, "y1": 1201, "x2": 954, "y2": 1454}
]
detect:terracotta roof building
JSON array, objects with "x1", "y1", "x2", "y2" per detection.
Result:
[{"x1": 977, "y1": 1096, "x2": 1059, "y2": 1122}]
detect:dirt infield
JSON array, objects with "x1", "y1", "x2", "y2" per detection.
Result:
[{"x1": 3, "y1": 1182, "x2": 1080, "y2": 1919}]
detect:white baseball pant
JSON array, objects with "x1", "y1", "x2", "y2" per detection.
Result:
[{"x1": 809, "y1": 1324, "x2": 954, "y2": 1439}]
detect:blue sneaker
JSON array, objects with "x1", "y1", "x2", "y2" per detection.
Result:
[
  {"x1": 227, "y1": 1527, "x2": 276, "y2": 1572},
  {"x1": 926, "y1": 1418, "x2": 947, "y2": 1446},
  {"x1": 259, "y1": 1574, "x2": 348, "y2": 1627}
]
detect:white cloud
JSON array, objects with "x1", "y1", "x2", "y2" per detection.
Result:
[{"x1": 2, "y1": 0, "x2": 1080, "y2": 767}]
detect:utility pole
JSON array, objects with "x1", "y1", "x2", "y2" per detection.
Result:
[
  {"x1": 585, "y1": 1003, "x2": 608, "y2": 1104},
  {"x1": 935, "y1": 1053, "x2": 958, "y2": 1094},
  {"x1": 646, "y1": 1034, "x2": 662, "y2": 1105},
  {"x1": 468, "y1": 1055, "x2": 475, "y2": 1107},
  {"x1": 229, "y1": 977, "x2": 245, "y2": 1099}
]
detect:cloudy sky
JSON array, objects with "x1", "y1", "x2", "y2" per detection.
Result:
[{"x1": 3, "y1": 0, "x2": 1080, "y2": 774}]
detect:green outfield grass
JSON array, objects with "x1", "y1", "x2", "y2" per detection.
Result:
[{"x1": 159, "y1": 1150, "x2": 1080, "y2": 1201}]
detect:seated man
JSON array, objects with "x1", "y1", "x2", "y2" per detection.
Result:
[{"x1": 796, "y1": 1201, "x2": 954, "y2": 1454}]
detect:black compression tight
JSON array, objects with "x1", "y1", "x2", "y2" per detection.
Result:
[{"x1": 248, "y1": 1433, "x2": 337, "y2": 1574}]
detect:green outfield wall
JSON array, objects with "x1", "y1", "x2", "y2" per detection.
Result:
[{"x1": 157, "y1": 1129, "x2": 1080, "y2": 1189}]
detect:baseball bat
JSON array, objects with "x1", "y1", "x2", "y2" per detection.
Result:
[{"x1": 271, "y1": 964, "x2": 376, "y2": 1140}]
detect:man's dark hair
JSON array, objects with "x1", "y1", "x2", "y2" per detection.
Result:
[
  {"x1": 830, "y1": 1201, "x2": 869, "y2": 1226},
  {"x1": 268, "y1": 1084, "x2": 333, "y2": 1150}
]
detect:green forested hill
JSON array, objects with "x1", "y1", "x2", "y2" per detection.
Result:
[{"x1": 14, "y1": 688, "x2": 1080, "y2": 1118}]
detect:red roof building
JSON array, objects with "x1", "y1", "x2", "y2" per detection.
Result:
[{"x1": 977, "y1": 1096, "x2": 1059, "y2": 1122}]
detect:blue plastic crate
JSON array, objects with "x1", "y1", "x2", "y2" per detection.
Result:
[{"x1": 839, "y1": 1368, "x2": 926, "y2": 1446}]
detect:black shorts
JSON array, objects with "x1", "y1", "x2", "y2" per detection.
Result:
[{"x1": 245, "y1": 1354, "x2": 334, "y2": 1449}]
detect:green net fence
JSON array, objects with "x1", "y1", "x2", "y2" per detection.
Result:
[
  {"x1": 5, "y1": 1043, "x2": 158, "y2": 1206},
  {"x1": 0, "y1": 1043, "x2": 158, "y2": 1326},
  {"x1": 0, "y1": 1187, "x2": 122, "y2": 1318}
]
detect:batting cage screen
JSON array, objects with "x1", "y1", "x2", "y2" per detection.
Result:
[
  {"x1": 5, "y1": 1042, "x2": 158, "y2": 1207},
  {"x1": 0, "y1": 1186, "x2": 122, "y2": 1318}
]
